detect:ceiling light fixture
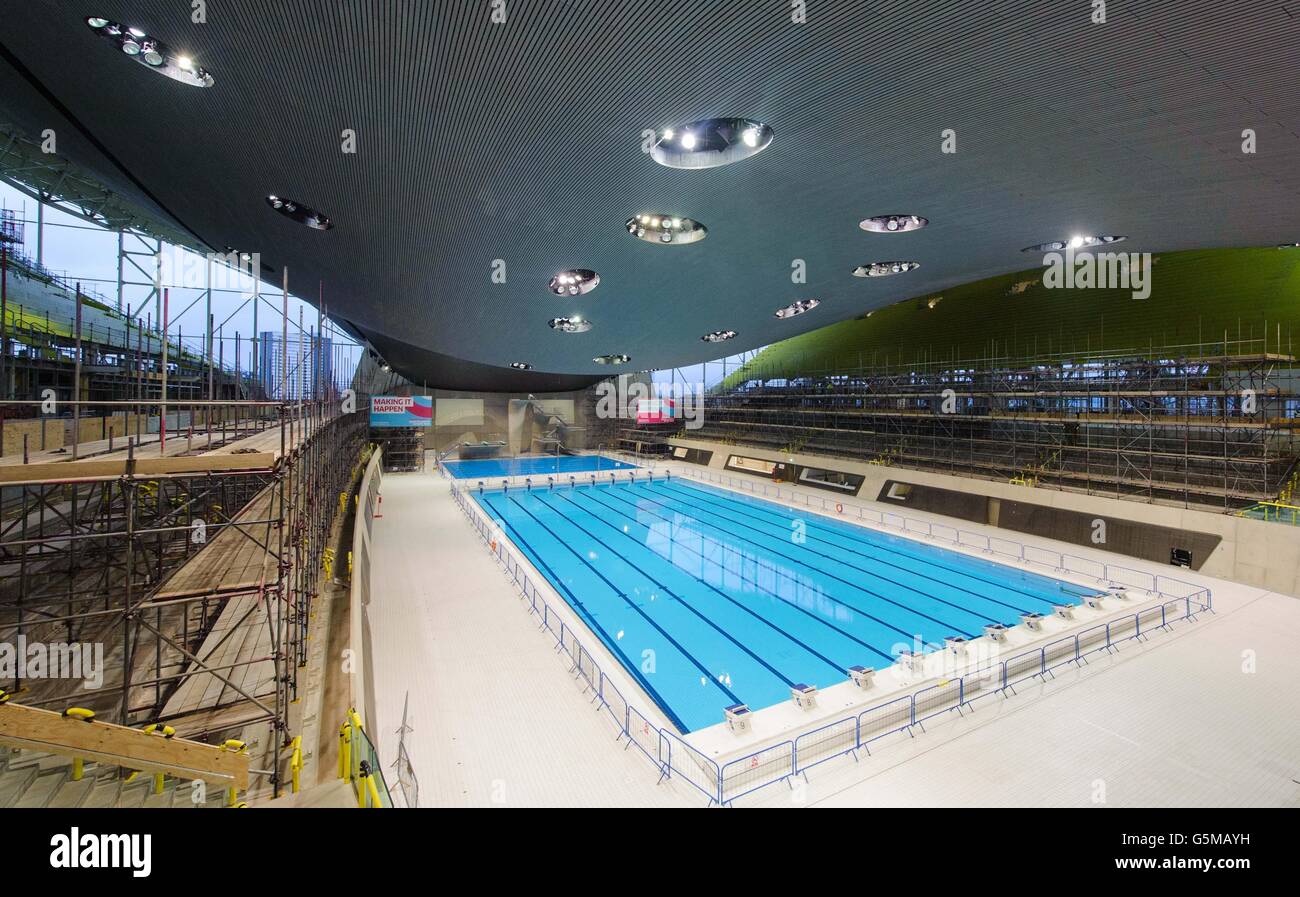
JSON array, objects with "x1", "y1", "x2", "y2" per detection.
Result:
[
  {"x1": 592, "y1": 354, "x2": 631, "y2": 365},
  {"x1": 625, "y1": 214, "x2": 707, "y2": 245},
  {"x1": 85, "y1": 17, "x2": 214, "y2": 86},
  {"x1": 548, "y1": 269, "x2": 599, "y2": 296},
  {"x1": 549, "y1": 317, "x2": 592, "y2": 334},
  {"x1": 860, "y1": 215, "x2": 928, "y2": 234},
  {"x1": 701, "y1": 330, "x2": 737, "y2": 343},
  {"x1": 266, "y1": 195, "x2": 334, "y2": 231},
  {"x1": 853, "y1": 261, "x2": 920, "y2": 277},
  {"x1": 509, "y1": 362, "x2": 534, "y2": 370},
  {"x1": 774, "y1": 299, "x2": 820, "y2": 319},
  {"x1": 650, "y1": 117, "x2": 773, "y2": 169},
  {"x1": 1021, "y1": 234, "x2": 1127, "y2": 252}
]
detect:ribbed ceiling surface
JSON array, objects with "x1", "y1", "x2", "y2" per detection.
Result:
[{"x1": 2, "y1": 1, "x2": 1298, "y2": 390}]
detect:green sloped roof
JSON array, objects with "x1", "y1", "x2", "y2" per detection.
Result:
[{"x1": 725, "y1": 248, "x2": 1300, "y2": 387}]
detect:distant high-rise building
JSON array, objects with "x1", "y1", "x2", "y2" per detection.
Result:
[
  {"x1": 0, "y1": 208, "x2": 23, "y2": 249},
  {"x1": 258, "y1": 332, "x2": 334, "y2": 400}
]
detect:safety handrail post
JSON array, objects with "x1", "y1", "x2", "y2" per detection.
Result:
[{"x1": 447, "y1": 454, "x2": 1215, "y2": 806}]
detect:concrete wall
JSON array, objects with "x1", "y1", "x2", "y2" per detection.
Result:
[
  {"x1": 668, "y1": 436, "x2": 1300, "y2": 597},
  {"x1": 874, "y1": 478, "x2": 1224, "y2": 571},
  {"x1": 373, "y1": 386, "x2": 612, "y2": 456}
]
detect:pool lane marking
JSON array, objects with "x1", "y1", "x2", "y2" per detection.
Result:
[
  {"x1": 624, "y1": 484, "x2": 988, "y2": 636},
  {"x1": 503, "y1": 493, "x2": 747, "y2": 709},
  {"x1": 578, "y1": 487, "x2": 898, "y2": 664},
  {"x1": 593, "y1": 484, "x2": 960, "y2": 645},
  {"x1": 535, "y1": 491, "x2": 829, "y2": 689},
  {"x1": 550, "y1": 489, "x2": 871, "y2": 673},
  {"x1": 656, "y1": 480, "x2": 1054, "y2": 611},
  {"x1": 481, "y1": 494, "x2": 697, "y2": 732},
  {"x1": 651, "y1": 480, "x2": 1051, "y2": 615},
  {"x1": 580, "y1": 487, "x2": 896, "y2": 664},
  {"x1": 674, "y1": 479, "x2": 1089, "y2": 604},
  {"x1": 641, "y1": 481, "x2": 1006, "y2": 627}
]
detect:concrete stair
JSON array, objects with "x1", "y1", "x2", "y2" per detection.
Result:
[{"x1": 0, "y1": 746, "x2": 229, "y2": 809}]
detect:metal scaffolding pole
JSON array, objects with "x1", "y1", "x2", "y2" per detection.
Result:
[
  {"x1": 694, "y1": 340, "x2": 1297, "y2": 510},
  {"x1": 0, "y1": 396, "x2": 369, "y2": 802}
]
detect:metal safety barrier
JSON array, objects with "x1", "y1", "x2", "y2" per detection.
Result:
[
  {"x1": 446, "y1": 471, "x2": 1213, "y2": 806},
  {"x1": 675, "y1": 467, "x2": 1212, "y2": 606}
]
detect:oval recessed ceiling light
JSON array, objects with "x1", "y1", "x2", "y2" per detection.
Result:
[
  {"x1": 853, "y1": 261, "x2": 920, "y2": 277},
  {"x1": 649, "y1": 118, "x2": 773, "y2": 169},
  {"x1": 509, "y1": 362, "x2": 534, "y2": 371},
  {"x1": 625, "y1": 214, "x2": 707, "y2": 245},
  {"x1": 701, "y1": 330, "x2": 737, "y2": 343},
  {"x1": 1021, "y1": 234, "x2": 1126, "y2": 252},
  {"x1": 85, "y1": 17, "x2": 214, "y2": 86},
  {"x1": 140, "y1": 40, "x2": 164, "y2": 66},
  {"x1": 775, "y1": 299, "x2": 820, "y2": 319},
  {"x1": 593, "y1": 354, "x2": 631, "y2": 366},
  {"x1": 266, "y1": 195, "x2": 333, "y2": 231},
  {"x1": 548, "y1": 317, "x2": 592, "y2": 334},
  {"x1": 860, "y1": 215, "x2": 928, "y2": 234},
  {"x1": 548, "y1": 269, "x2": 599, "y2": 296}
]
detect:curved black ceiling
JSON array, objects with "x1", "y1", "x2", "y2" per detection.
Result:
[{"x1": 2, "y1": 1, "x2": 1298, "y2": 390}]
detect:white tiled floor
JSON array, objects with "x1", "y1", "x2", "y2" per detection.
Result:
[
  {"x1": 367, "y1": 471, "x2": 684, "y2": 807},
  {"x1": 753, "y1": 588, "x2": 1300, "y2": 808},
  {"x1": 368, "y1": 468, "x2": 1300, "y2": 808}
]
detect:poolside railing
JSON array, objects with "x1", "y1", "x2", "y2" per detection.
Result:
[
  {"x1": 446, "y1": 471, "x2": 1213, "y2": 806},
  {"x1": 674, "y1": 467, "x2": 1214, "y2": 609}
]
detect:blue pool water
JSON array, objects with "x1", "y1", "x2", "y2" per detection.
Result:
[
  {"x1": 443, "y1": 455, "x2": 636, "y2": 478},
  {"x1": 476, "y1": 478, "x2": 1092, "y2": 733}
]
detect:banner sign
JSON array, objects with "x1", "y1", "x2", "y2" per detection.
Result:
[
  {"x1": 636, "y1": 398, "x2": 677, "y2": 424},
  {"x1": 370, "y1": 395, "x2": 433, "y2": 427}
]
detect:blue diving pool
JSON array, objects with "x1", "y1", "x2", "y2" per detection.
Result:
[
  {"x1": 443, "y1": 455, "x2": 636, "y2": 478},
  {"x1": 474, "y1": 477, "x2": 1092, "y2": 733}
]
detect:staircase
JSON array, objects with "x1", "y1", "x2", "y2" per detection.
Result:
[{"x1": 0, "y1": 747, "x2": 230, "y2": 809}]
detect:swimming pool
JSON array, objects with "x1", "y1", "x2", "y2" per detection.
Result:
[
  {"x1": 442, "y1": 455, "x2": 636, "y2": 478},
  {"x1": 475, "y1": 477, "x2": 1092, "y2": 733}
]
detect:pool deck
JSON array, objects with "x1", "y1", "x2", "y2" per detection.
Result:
[
  {"x1": 365, "y1": 470, "x2": 680, "y2": 808},
  {"x1": 367, "y1": 462, "x2": 1300, "y2": 807}
]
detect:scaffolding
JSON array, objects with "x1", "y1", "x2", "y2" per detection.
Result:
[
  {"x1": 0, "y1": 396, "x2": 368, "y2": 799},
  {"x1": 697, "y1": 339, "x2": 1299, "y2": 510},
  {"x1": 0, "y1": 154, "x2": 376, "y2": 800},
  {"x1": 371, "y1": 427, "x2": 424, "y2": 472}
]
